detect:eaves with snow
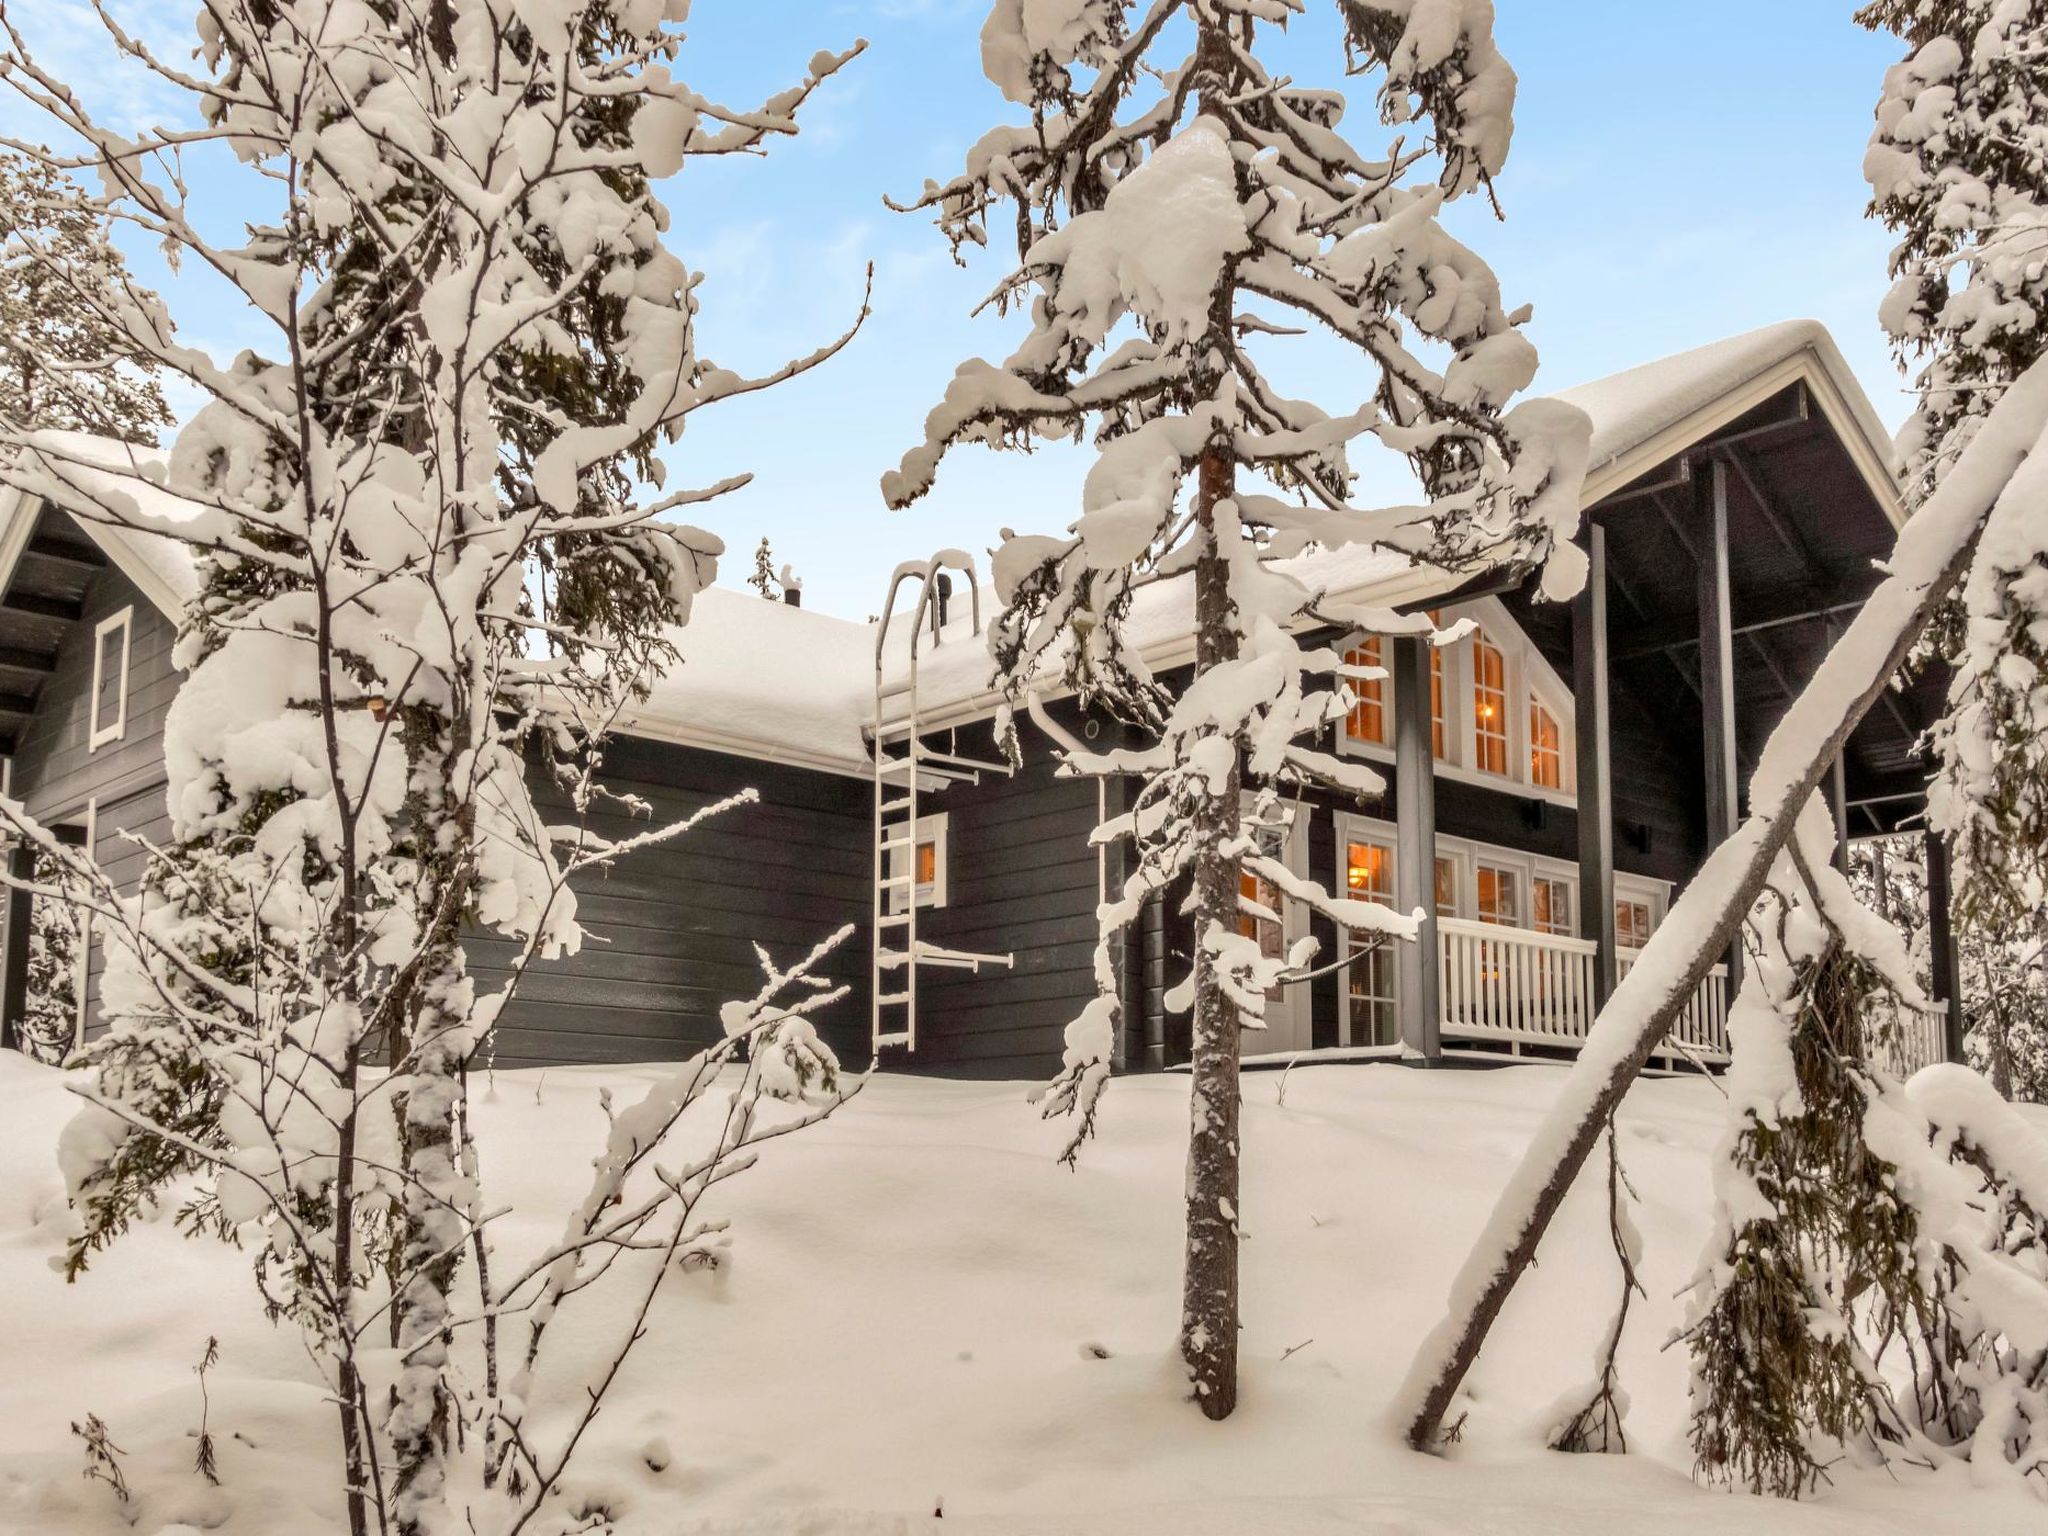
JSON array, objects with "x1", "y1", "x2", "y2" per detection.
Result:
[{"x1": 0, "y1": 321, "x2": 1902, "y2": 780}]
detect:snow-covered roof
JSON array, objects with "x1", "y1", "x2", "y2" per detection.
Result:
[
  {"x1": 1551, "y1": 319, "x2": 1903, "y2": 519},
  {"x1": 0, "y1": 431, "x2": 205, "y2": 621},
  {"x1": 631, "y1": 588, "x2": 876, "y2": 773},
  {"x1": 1, "y1": 319, "x2": 1908, "y2": 779}
]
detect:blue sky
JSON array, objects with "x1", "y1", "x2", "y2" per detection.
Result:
[{"x1": 5, "y1": 2, "x2": 1910, "y2": 618}]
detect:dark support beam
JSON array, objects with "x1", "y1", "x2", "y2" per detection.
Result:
[
  {"x1": 0, "y1": 845, "x2": 32, "y2": 1054},
  {"x1": 1573, "y1": 524, "x2": 1618, "y2": 1006},
  {"x1": 1697, "y1": 457, "x2": 1742, "y2": 989},
  {"x1": 22, "y1": 534, "x2": 106, "y2": 572},
  {"x1": 1825, "y1": 618, "x2": 1849, "y2": 870},
  {"x1": 1392, "y1": 633, "x2": 1441, "y2": 1062},
  {"x1": 0, "y1": 590, "x2": 82, "y2": 623},
  {"x1": 1612, "y1": 593, "x2": 1877, "y2": 662},
  {"x1": 1726, "y1": 444, "x2": 1830, "y2": 587},
  {"x1": 0, "y1": 646, "x2": 56, "y2": 675},
  {"x1": 1925, "y1": 830, "x2": 1967, "y2": 1065},
  {"x1": 1829, "y1": 753, "x2": 1850, "y2": 871}
]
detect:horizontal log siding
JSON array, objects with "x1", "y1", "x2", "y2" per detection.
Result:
[
  {"x1": 6, "y1": 563, "x2": 177, "y2": 1040},
  {"x1": 475, "y1": 735, "x2": 871, "y2": 1070},
  {"x1": 904, "y1": 710, "x2": 1103, "y2": 1081}
]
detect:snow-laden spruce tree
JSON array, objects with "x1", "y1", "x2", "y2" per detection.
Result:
[
  {"x1": 1861, "y1": 1, "x2": 2048, "y2": 968},
  {"x1": 1683, "y1": 808, "x2": 1935, "y2": 1497},
  {"x1": 886, "y1": 0, "x2": 1586, "y2": 1418},
  {"x1": 0, "y1": 148, "x2": 169, "y2": 442},
  {"x1": 0, "y1": 3, "x2": 864, "y2": 1532},
  {"x1": 1683, "y1": 806, "x2": 2048, "y2": 1500}
]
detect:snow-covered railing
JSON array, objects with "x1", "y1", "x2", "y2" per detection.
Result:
[{"x1": 1436, "y1": 921, "x2": 1730, "y2": 1065}]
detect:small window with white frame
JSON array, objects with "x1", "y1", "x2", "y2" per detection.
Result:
[
  {"x1": 1531, "y1": 874, "x2": 1574, "y2": 936},
  {"x1": 88, "y1": 606, "x2": 133, "y2": 753},
  {"x1": 888, "y1": 812, "x2": 948, "y2": 912}
]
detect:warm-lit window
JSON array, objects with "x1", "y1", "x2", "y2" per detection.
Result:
[
  {"x1": 1343, "y1": 638, "x2": 1386, "y2": 746},
  {"x1": 1616, "y1": 900, "x2": 1653, "y2": 950},
  {"x1": 1532, "y1": 876, "x2": 1573, "y2": 935},
  {"x1": 1476, "y1": 863, "x2": 1519, "y2": 926},
  {"x1": 1435, "y1": 856, "x2": 1458, "y2": 917},
  {"x1": 1472, "y1": 628, "x2": 1507, "y2": 776},
  {"x1": 1344, "y1": 839, "x2": 1396, "y2": 1046},
  {"x1": 1529, "y1": 700, "x2": 1562, "y2": 790},
  {"x1": 890, "y1": 814, "x2": 948, "y2": 911},
  {"x1": 1345, "y1": 840, "x2": 1390, "y2": 897}
]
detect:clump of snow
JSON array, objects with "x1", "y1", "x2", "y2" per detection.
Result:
[{"x1": 2, "y1": 1050, "x2": 2042, "y2": 1535}]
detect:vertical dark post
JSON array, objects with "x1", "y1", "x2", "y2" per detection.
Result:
[
  {"x1": 1696, "y1": 456, "x2": 1741, "y2": 987},
  {"x1": 0, "y1": 846, "x2": 34, "y2": 1053},
  {"x1": 1393, "y1": 632, "x2": 1441, "y2": 1061},
  {"x1": 1573, "y1": 522, "x2": 1617, "y2": 1005},
  {"x1": 1826, "y1": 618, "x2": 1850, "y2": 871},
  {"x1": 1829, "y1": 755, "x2": 1850, "y2": 871},
  {"x1": 1925, "y1": 829, "x2": 1966, "y2": 1065}
]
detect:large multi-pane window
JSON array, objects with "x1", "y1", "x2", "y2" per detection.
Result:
[
  {"x1": 1336, "y1": 607, "x2": 1582, "y2": 797},
  {"x1": 1343, "y1": 637, "x2": 1386, "y2": 746},
  {"x1": 1472, "y1": 628, "x2": 1508, "y2": 775},
  {"x1": 1529, "y1": 699, "x2": 1562, "y2": 789},
  {"x1": 1532, "y1": 876, "x2": 1573, "y2": 936},
  {"x1": 1476, "y1": 862, "x2": 1520, "y2": 926},
  {"x1": 1344, "y1": 839, "x2": 1397, "y2": 1045}
]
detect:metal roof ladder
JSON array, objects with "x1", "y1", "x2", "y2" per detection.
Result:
[{"x1": 871, "y1": 551, "x2": 1014, "y2": 1055}]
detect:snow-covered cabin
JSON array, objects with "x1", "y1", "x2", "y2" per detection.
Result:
[{"x1": 0, "y1": 321, "x2": 1958, "y2": 1078}]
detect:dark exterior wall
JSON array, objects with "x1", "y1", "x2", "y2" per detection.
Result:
[
  {"x1": 471, "y1": 734, "x2": 872, "y2": 1071},
  {"x1": 897, "y1": 706, "x2": 1103, "y2": 1081},
  {"x1": 7, "y1": 561, "x2": 176, "y2": 1038}
]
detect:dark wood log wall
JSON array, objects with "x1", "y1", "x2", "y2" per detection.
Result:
[{"x1": 6, "y1": 561, "x2": 176, "y2": 1040}]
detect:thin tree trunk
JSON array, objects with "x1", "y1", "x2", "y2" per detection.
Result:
[
  {"x1": 1179, "y1": 10, "x2": 1251, "y2": 1422},
  {"x1": 1182, "y1": 438, "x2": 1242, "y2": 1420}
]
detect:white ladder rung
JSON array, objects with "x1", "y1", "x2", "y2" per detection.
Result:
[
  {"x1": 879, "y1": 836, "x2": 918, "y2": 854},
  {"x1": 874, "y1": 1029, "x2": 913, "y2": 1047},
  {"x1": 876, "y1": 913, "x2": 912, "y2": 929},
  {"x1": 879, "y1": 796, "x2": 914, "y2": 815},
  {"x1": 880, "y1": 874, "x2": 916, "y2": 888},
  {"x1": 877, "y1": 990, "x2": 913, "y2": 1006}
]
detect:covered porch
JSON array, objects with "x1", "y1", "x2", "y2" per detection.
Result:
[{"x1": 1376, "y1": 323, "x2": 1957, "y2": 1078}]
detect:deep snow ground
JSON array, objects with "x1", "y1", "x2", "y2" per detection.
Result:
[{"x1": 0, "y1": 1050, "x2": 2037, "y2": 1535}]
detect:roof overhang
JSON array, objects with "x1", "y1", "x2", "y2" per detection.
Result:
[{"x1": 1578, "y1": 342, "x2": 1905, "y2": 528}]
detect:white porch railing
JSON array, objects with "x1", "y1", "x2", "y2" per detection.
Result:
[
  {"x1": 1436, "y1": 919, "x2": 1731, "y2": 1065},
  {"x1": 1874, "y1": 1007, "x2": 1947, "y2": 1079}
]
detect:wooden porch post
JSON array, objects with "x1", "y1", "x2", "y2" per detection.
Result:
[
  {"x1": 0, "y1": 845, "x2": 33, "y2": 1053},
  {"x1": 1573, "y1": 522, "x2": 1618, "y2": 1006},
  {"x1": 1925, "y1": 828, "x2": 1967, "y2": 1065},
  {"x1": 1393, "y1": 632, "x2": 1441, "y2": 1062},
  {"x1": 1826, "y1": 617, "x2": 1850, "y2": 869},
  {"x1": 1696, "y1": 456, "x2": 1742, "y2": 988}
]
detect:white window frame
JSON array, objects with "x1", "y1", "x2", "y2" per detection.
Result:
[
  {"x1": 1334, "y1": 815, "x2": 1400, "y2": 1047},
  {"x1": 1613, "y1": 872, "x2": 1669, "y2": 953},
  {"x1": 1240, "y1": 796, "x2": 1313, "y2": 1051},
  {"x1": 887, "y1": 811, "x2": 949, "y2": 913},
  {"x1": 1333, "y1": 597, "x2": 1577, "y2": 806},
  {"x1": 87, "y1": 606, "x2": 133, "y2": 753}
]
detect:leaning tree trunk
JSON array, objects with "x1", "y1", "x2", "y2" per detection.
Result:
[
  {"x1": 1182, "y1": 436, "x2": 1243, "y2": 1420},
  {"x1": 1397, "y1": 350, "x2": 2048, "y2": 1451}
]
